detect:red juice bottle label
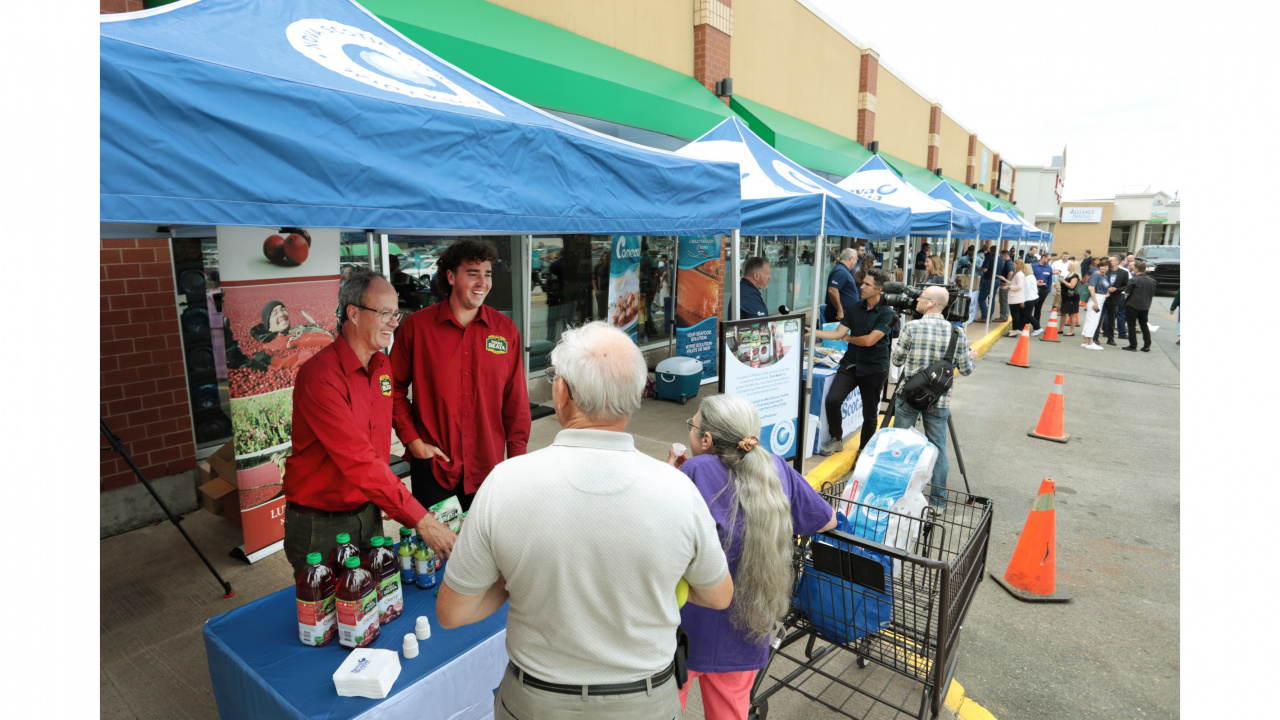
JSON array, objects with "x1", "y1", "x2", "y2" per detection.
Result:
[
  {"x1": 336, "y1": 589, "x2": 380, "y2": 648},
  {"x1": 296, "y1": 596, "x2": 336, "y2": 646},
  {"x1": 379, "y1": 572, "x2": 403, "y2": 622}
]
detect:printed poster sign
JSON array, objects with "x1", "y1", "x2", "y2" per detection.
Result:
[
  {"x1": 607, "y1": 235, "x2": 641, "y2": 340},
  {"x1": 675, "y1": 235, "x2": 726, "y2": 380},
  {"x1": 721, "y1": 315, "x2": 804, "y2": 460},
  {"x1": 217, "y1": 226, "x2": 341, "y2": 558}
]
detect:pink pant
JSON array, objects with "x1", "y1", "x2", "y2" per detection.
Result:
[{"x1": 678, "y1": 669, "x2": 757, "y2": 720}]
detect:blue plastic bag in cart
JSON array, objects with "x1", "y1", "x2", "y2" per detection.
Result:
[{"x1": 796, "y1": 512, "x2": 893, "y2": 645}]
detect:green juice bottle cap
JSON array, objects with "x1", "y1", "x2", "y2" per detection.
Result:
[
  {"x1": 370, "y1": 536, "x2": 384, "y2": 548},
  {"x1": 345, "y1": 556, "x2": 360, "y2": 569},
  {"x1": 336, "y1": 533, "x2": 351, "y2": 544},
  {"x1": 306, "y1": 552, "x2": 322, "y2": 565}
]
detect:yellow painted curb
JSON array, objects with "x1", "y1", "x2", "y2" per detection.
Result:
[
  {"x1": 805, "y1": 318, "x2": 1011, "y2": 491},
  {"x1": 944, "y1": 678, "x2": 999, "y2": 720}
]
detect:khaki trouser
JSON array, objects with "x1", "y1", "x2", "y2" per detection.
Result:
[{"x1": 494, "y1": 666, "x2": 680, "y2": 720}]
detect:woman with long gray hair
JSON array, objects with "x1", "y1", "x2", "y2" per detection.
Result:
[{"x1": 668, "y1": 394, "x2": 835, "y2": 719}]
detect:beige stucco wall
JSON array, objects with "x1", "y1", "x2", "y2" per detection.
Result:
[
  {"x1": 1054, "y1": 202, "x2": 1114, "y2": 260},
  {"x1": 938, "y1": 112, "x2": 969, "y2": 181},
  {"x1": 485, "y1": 0, "x2": 692, "y2": 76},
  {"x1": 732, "y1": 0, "x2": 861, "y2": 140},
  {"x1": 875, "y1": 68, "x2": 930, "y2": 166}
]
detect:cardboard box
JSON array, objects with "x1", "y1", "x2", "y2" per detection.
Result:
[
  {"x1": 198, "y1": 476, "x2": 236, "y2": 515},
  {"x1": 208, "y1": 441, "x2": 236, "y2": 481},
  {"x1": 222, "y1": 492, "x2": 243, "y2": 527},
  {"x1": 198, "y1": 459, "x2": 213, "y2": 485}
]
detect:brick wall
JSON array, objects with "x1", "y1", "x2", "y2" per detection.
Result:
[
  {"x1": 101, "y1": 238, "x2": 195, "y2": 492},
  {"x1": 857, "y1": 49, "x2": 879, "y2": 147},
  {"x1": 693, "y1": 0, "x2": 732, "y2": 106},
  {"x1": 101, "y1": 0, "x2": 144, "y2": 14},
  {"x1": 926, "y1": 104, "x2": 942, "y2": 172}
]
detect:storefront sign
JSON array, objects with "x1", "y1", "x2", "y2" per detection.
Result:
[
  {"x1": 606, "y1": 235, "x2": 641, "y2": 340},
  {"x1": 675, "y1": 235, "x2": 725, "y2": 380},
  {"x1": 1061, "y1": 206, "x2": 1103, "y2": 223},
  {"x1": 719, "y1": 315, "x2": 805, "y2": 462},
  {"x1": 998, "y1": 161, "x2": 1014, "y2": 194},
  {"x1": 216, "y1": 226, "x2": 341, "y2": 558}
]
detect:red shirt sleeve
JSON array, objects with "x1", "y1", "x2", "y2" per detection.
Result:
[
  {"x1": 502, "y1": 327, "x2": 531, "y2": 457},
  {"x1": 390, "y1": 316, "x2": 425, "y2": 448},
  {"x1": 295, "y1": 368, "x2": 427, "y2": 528}
]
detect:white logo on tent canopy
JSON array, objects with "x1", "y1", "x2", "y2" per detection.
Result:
[
  {"x1": 287, "y1": 19, "x2": 502, "y2": 115},
  {"x1": 771, "y1": 160, "x2": 837, "y2": 198}
]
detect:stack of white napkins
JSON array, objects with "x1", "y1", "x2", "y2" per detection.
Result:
[{"x1": 333, "y1": 648, "x2": 401, "y2": 699}]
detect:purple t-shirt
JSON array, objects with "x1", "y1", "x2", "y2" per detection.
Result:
[{"x1": 678, "y1": 453, "x2": 833, "y2": 672}]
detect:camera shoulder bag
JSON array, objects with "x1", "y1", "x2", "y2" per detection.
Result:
[{"x1": 898, "y1": 324, "x2": 960, "y2": 411}]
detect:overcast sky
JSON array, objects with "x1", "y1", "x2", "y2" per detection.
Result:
[{"x1": 808, "y1": 0, "x2": 1181, "y2": 201}]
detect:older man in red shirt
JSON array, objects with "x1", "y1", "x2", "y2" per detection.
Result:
[
  {"x1": 282, "y1": 269, "x2": 455, "y2": 576},
  {"x1": 391, "y1": 239, "x2": 531, "y2": 514}
]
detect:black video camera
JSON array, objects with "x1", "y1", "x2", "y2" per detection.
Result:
[{"x1": 880, "y1": 281, "x2": 972, "y2": 322}]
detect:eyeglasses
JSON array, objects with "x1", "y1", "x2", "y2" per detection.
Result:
[
  {"x1": 686, "y1": 418, "x2": 700, "y2": 432},
  {"x1": 354, "y1": 305, "x2": 403, "y2": 324},
  {"x1": 546, "y1": 366, "x2": 573, "y2": 398}
]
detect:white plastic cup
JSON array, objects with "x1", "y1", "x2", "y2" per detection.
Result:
[
  {"x1": 402, "y1": 633, "x2": 419, "y2": 659},
  {"x1": 672, "y1": 443, "x2": 687, "y2": 467},
  {"x1": 415, "y1": 616, "x2": 432, "y2": 640}
]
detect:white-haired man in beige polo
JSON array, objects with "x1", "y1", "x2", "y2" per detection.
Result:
[{"x1": 438, "y1": 321, "x2": 733, "y2": 719}]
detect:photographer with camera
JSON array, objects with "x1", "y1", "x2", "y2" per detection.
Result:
[
  {"x1": 890, "y1": 286, "x2": 977, "y2": 509},
  {"x1": 813, "y1": 269, "x2": 894, "y2": 457}
]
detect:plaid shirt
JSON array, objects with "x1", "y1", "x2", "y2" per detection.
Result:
[{"x1": 891, "y1": 313, "x2": 976, "y2": 409}]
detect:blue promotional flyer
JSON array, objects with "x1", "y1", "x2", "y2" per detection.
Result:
[
  {"x1": 675, "y1": 235, "x2": 725, "y2": 380},
  {"x1": 606, "y1": 235, "x2": 641, "y2": 340}
]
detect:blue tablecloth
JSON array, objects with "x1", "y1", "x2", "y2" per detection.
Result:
[{"x1": 204, "y1": 576, "x2": 509, "y2": 720}]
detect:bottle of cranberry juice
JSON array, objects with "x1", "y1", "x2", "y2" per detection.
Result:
[
  {"x1": 363, "y1": 537, "x2": 389, "y2": 625},
  {"x1": 296, "y1": 552, "x2": 336, "y2": 647},
  {"x1": 327, "y1": 532, "x2": 360, "y2": 575},
  {"x1": 375, "y1": 536, "x2": 403, "y2": 623},
  {"x1": 336, "y1": 556, "x2": 380, "y2": 649}
]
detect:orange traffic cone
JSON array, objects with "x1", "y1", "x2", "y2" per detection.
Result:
[
  {"x1": 1040, "y1": 308, "x2": 1061, "y2": 342},
  {"x1": 991, "y1": 479, "x2": 1072, "y2": 603},
  {"x1": 1028, "y1": 374, "x2": 1069, "y2": 443},
  {"x1": 1006, "y1": 324, "x2": 1031, "y2": 367}
]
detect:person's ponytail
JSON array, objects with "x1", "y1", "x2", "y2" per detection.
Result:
[{"x1": 698, "y1": 395, "x2": 794, "y2": 642}]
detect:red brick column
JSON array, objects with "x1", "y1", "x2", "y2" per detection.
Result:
[
  {"x1": 926, "y1": 103, "x2": 942, "y2": 172},
  {"x1": 100, "y1": 0, "x2": 144, "y2": 14},
  {"x1": 966, "y1": 134, "x2": 978, "y2": 185},
  {"x1": 694, "y1": 1, "x2": 733, "y2": 106},
  {"x1": 1009, "y1": 167, "x2": 1017, "y2": 203},
  {"x1": 857, "y1": 48, "x2": 879, "y2": 147},
  {"x1": 101, "y1": 238, "x2": 195, "y2": 492},
  {"x1": 990, "y1": 152, "x2": 1001, "y2": 195}
]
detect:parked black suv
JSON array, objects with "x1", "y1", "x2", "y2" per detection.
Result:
[{"x1": 1136, "y1": 245, "x2": 1179, "y2": 291}]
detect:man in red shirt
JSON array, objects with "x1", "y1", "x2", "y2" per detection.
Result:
[
  {"x1": 391, "y1": 239, "x2": 531, "y2": 513},
  {"x1": 283, "y1": 269, "x2": 456, "y2": 576}
]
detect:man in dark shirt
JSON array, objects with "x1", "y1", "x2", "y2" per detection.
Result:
[
  {"x1": 814, "y1": 269, "x2": 894, "y2": 456},
  {"x1": 824, "y1": 248, "x2": 860, "y2": 322},
  {"x1": 738, "y1": 256, "x2": 771, "y2": 319},
  {"x1": 1121, "y1": 261, "x2": 1159, "y2": 352},
  {"x1": 1100, "y1": 255, "x2": 1130, "y2": 345},
  {"x1": 1029, "y1": 254, "x2": 1054, "y2": 335},
  {"x1": 977, "y1": 249, "x2": 996, "y2": 321},
  {"x1": 914, "y1": 242, "x2": 931, "y2": 283},
  {"x1": 1080, "y1": 249, "x2": 1094, "y2": 278}
]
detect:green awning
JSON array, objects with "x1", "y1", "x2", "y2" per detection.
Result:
[
  {"x1": 342, "y1": 243, "x2": 404, "y2": 257},
  {"x1": 729, "y1": 96, "x2": 873, "y2": 178},
  {"x1": 366, "y1": 0, "x2": 736, "y2": 142},
  {"x1": 880, "y1": 152, "x2": 946, "y2": 194}
]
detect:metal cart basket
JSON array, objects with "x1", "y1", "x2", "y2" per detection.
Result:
[{"x1": 748, "y1": 479, "x2": 993, "y2": 720}]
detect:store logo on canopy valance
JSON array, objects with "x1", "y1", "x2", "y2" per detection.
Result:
[
  {"x1": 847, "y1": 184, "x2": 900, "y2": 202},
  {"x1": 287, "y1": 19, "x2": 501, "y2": 115}
]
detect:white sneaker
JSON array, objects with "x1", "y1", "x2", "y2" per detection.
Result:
[
  {"x1": 1032, "y1": 328, "x2": 1045, "y2": 336},
  {"x1": 1148, "y1": 324, "x2": 1159, "y2": 332},
  {"x1": 1084, "y1": 343, "x2": 1104, "y2": 351}
]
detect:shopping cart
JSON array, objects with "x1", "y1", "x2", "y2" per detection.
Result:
[{"x1": 747, "y1": 478, "x2": 993, "y2": 720}]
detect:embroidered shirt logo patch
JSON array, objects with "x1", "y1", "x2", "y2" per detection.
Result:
[
  {"x1": 379, "y1": 375, "x2": 392, "y2": 396},
  {"x1": 485, "y1": 336, "x2": 508, "y2": 355}
]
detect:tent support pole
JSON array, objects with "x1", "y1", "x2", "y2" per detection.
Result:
[
  {"x1": 804, "y1": 234, "x2": 826, "y2": 455},
  {"x1": 365, "y1": 230, "x2": 377, "y2": 274},
  {"x1": 379, "y1": 233, "x2": 390, "y2": 280},
  {"x1": 522, "y1": 235, "x2": 532, "y2": 376},
  {"x1": 731, "y1": 229, "x2": 741, "y2": 320}
]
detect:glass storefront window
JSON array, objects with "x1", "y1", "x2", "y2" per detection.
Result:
[{"x1": 384, "y1": 236, "x2": 521, "y2": 328}]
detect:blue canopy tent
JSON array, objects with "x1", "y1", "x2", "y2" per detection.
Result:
[
  {"x1": 837, "y1": 155, "x2": 981, "y2": 285},
  {"x1": 927, "y1": 181, "x2": 1004, "y2": 241},
  {"x1": 100, "y1": 0, "x2": 741, "y2": 236},
  {"x1": 675, "y1": 117, "x2": 912, "y2": 426}
]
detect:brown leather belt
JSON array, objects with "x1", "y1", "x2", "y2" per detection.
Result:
[{"x1": 285, "y1": 501, "x2": 374, "y2": 518}]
